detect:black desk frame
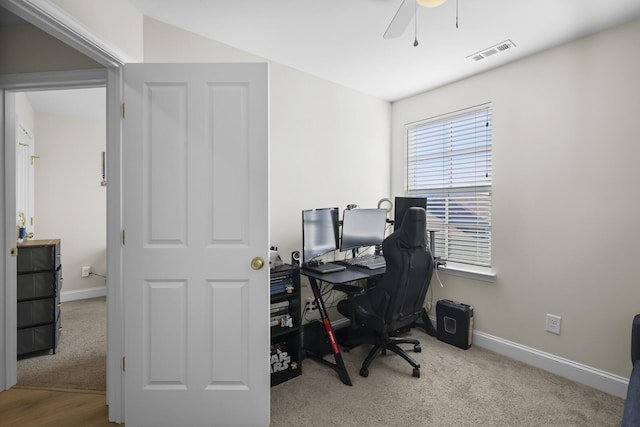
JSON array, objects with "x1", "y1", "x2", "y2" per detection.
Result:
[{"x1": 301, "y1": 264, "x2": 384, "y2": 386}]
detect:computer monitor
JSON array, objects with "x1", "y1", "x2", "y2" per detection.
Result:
[
  {"x1": 394, "y1": 197, "x2": 427, "y2": 231},
  {"x1": 340, "y1": 208, "x2": 388, "y2": 252},
  {"x1": 302, "y1": 207, "x2": 340, "y2": 265}
]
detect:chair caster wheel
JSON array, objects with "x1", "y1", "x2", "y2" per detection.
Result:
[
  {"x1": 381, "y1": 349, "x2": 387, "y2": 356},
  {"x1": 360, "y1": 368, "x2": 369, "y2": 377},
  {"x1": 414, "y1": 344, "x2": 422, "y2": 353},
  {"x1": 413, "y1": 368, "x2": 420, "y2": 378}
]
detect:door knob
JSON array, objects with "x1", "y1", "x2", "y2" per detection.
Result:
[{"x1": 251, "y1": 256, "x2": 265, "y2": 270}]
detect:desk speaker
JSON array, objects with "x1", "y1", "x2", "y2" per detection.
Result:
[
  {"x1": 436, "y1": 299, "x2": 473, "y2": 350},
  {"x1": 291, "y1": 251, "x2": 300, "y2": 267}
]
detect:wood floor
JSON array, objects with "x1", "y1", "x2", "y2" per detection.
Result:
[{"x1": 0, "y1": 387, "x2": 116, "y2": 426}]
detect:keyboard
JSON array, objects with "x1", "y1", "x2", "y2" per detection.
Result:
[{"x1": 343, "y1": 254, "x2": 386, "y2": 270}]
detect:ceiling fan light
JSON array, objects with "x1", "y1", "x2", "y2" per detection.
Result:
[{"x1": 416, "y1": 0, "x2": 447, "y2": 8}]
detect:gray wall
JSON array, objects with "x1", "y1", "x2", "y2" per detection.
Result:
[{"x1": 0, "y1": 24, "x2": 100, "y2": 74}]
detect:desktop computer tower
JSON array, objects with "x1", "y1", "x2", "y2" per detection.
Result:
[
  {"x1": 302, "y1": 320, "x2": 332, "y2": 358},
  {"x1": 436, "y1": 299, "x2": 473, "y2": 350}
]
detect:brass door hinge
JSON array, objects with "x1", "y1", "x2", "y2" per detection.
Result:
[
  {"x1": 10, "y1": 247, "x2": 18, "y2": 257},
  {"x1": 121, "y1": 103, "x2": 125, "y2": 119}
]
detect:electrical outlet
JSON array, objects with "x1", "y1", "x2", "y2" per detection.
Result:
[
  {"x1": 81, "y1": 266, "x2": 91, "y2": 278},
  {"x1": 546, "y1": 314, "x2": 561, "y2": 335},
  {"x1": 305, "y1": 297, "x2": 317, "y2": 311}
]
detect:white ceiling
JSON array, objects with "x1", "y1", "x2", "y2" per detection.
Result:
[
  {"x1": 25, "y1": 88, "x2": 106, "y2": 121},
  {"x1": 129, "y1": 0, "x2": 640, "y2": 101}
]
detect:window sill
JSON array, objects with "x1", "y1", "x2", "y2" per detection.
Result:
[{"x1": 436, "y1": 261, "x2": 496, "y2": 282}]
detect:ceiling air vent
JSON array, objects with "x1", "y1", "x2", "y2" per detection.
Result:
[{"x1": 467, "y1": 39, "x2": 516, "y2": 62}]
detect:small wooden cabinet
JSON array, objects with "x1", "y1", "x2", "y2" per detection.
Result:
[
  {"x1": 270, "y1": 264, "x2": 302, "y2": 386},
  {"x1": 17, "y1": 239, "x2": 62, "y2": 356}
]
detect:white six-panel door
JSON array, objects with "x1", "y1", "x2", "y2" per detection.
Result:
[{"x1": 122, "y1": 63, "x2": 270, "y2": 427}]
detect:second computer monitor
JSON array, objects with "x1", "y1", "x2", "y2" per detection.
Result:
[
  {"x1": 394, "y1": 197, "x2": 427, "y2": 231},
  {"x1": 340, "y1": 208, "x2": 388, "y2": 252}
]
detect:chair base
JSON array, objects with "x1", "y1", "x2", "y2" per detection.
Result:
[{"x1": 359, "y1": 336, "x2": 422, "y2": 378}]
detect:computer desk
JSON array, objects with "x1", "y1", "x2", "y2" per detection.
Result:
[{"x1": 300, "y1": 263, "x2": 385, "y2": 386}]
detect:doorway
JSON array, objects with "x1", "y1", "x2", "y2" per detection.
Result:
[
  {"x1": 0, "y1": 1, "x2": 124, "y2": 422},
  {"x1": 14, "y1": 87, "x2": 107, "y2": 391}
]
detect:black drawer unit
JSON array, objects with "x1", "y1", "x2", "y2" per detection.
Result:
[
  {"x1": 17, "y1": 271, "x2": 58, "y2": 300},
  {"x1": 17, "y1": 314, "x2": 62, "y2": 356},
  {"x1": 17, "y1": 240, "x2": 61, "y2": 273},
  {"x1": 17, "y1": 298, "x2": 60, "y2": 328},
  {"x1": 17, "y1": 239, "x2": 62, "y2": 356}
]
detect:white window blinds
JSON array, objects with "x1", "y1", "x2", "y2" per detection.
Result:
[{"x1": 406, "y1": 104, "x2": 492, "y2": 267}]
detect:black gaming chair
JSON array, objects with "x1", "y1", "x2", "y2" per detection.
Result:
[{"x1": 338, "y1": 207, "x2": 434, "y2": 378}]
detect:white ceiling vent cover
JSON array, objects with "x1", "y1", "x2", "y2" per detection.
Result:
[{"x1": 468, "y1": 39, "x2": 516, "y2": 62}]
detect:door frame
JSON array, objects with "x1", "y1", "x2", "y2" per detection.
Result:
[{"x1": 0, "y1": 0, "x2": 131, "y2": 422}]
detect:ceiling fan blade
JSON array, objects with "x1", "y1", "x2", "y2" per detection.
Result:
[{"x1": 383, "y1": 0, "x2": 416, "y2": 39}]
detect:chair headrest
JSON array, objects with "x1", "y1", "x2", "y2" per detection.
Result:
[{"x1": 398, "y1": 207, "x2": 426, "y2": 248}]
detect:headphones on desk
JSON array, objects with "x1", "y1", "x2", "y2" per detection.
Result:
[{"x1": 377, "y1": 198, "x2": 393, "y2": 212}]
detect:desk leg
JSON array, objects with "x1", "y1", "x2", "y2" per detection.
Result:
[
  {"x1": 304, "y1": 277, "x2": 353, "y2": 386},
  {"x1": 414, "y1": 308, "x2": 436, "y2": 337}
]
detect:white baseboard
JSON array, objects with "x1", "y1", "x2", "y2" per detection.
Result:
[
  {"x1": 427, "y1": 315, "x2": 629, "y2": 399},
  {"x1": 472, "y1": 330, "x2": 629, "y2": 399},
  {"x1": 61, "y1": 286, "x2": 107, "y2": 302}
]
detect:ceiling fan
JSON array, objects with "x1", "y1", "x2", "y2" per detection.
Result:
[{"x1": 383, "y1": 0, "x2": 452, "y2": 40}]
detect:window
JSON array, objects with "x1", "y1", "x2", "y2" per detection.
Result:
[{"x1": 406, "y1": 104, "x2": 492, "y2": 267}]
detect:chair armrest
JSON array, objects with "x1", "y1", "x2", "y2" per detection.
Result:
[
  {"x1": 333, "y1": 284, "x2": 365, "y2": 332},
  {"x1": 632, "y1": 314, "x2": 640, "y2": 364}
]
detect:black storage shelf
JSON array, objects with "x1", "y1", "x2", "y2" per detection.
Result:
[
  {"x1": 270, "y1": 264, "x2": 302, "y2": 386},
  {"x1": 270, "y1": 332, "x2": 301, "y2": 386},
  {"x1": 271, "y1": 290, "x2": 298, "y2": 302},
  {"x1": 271, "y1": 325, "x2": 300, "y2": 340}
]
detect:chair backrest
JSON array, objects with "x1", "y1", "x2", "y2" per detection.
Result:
[{"x1": 365, "y1": 207, "x2": 434, "y2": 332}]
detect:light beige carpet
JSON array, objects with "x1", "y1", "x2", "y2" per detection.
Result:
[
  {"x1": 15, "y1": 297, "x2": 627, "y2": 425},
  {"x1": 271, "y1": 330, "x2": 626, "y2": 427},
  {"x1": 17, "y1": 297, "x2": 106, "y2": 391}
]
